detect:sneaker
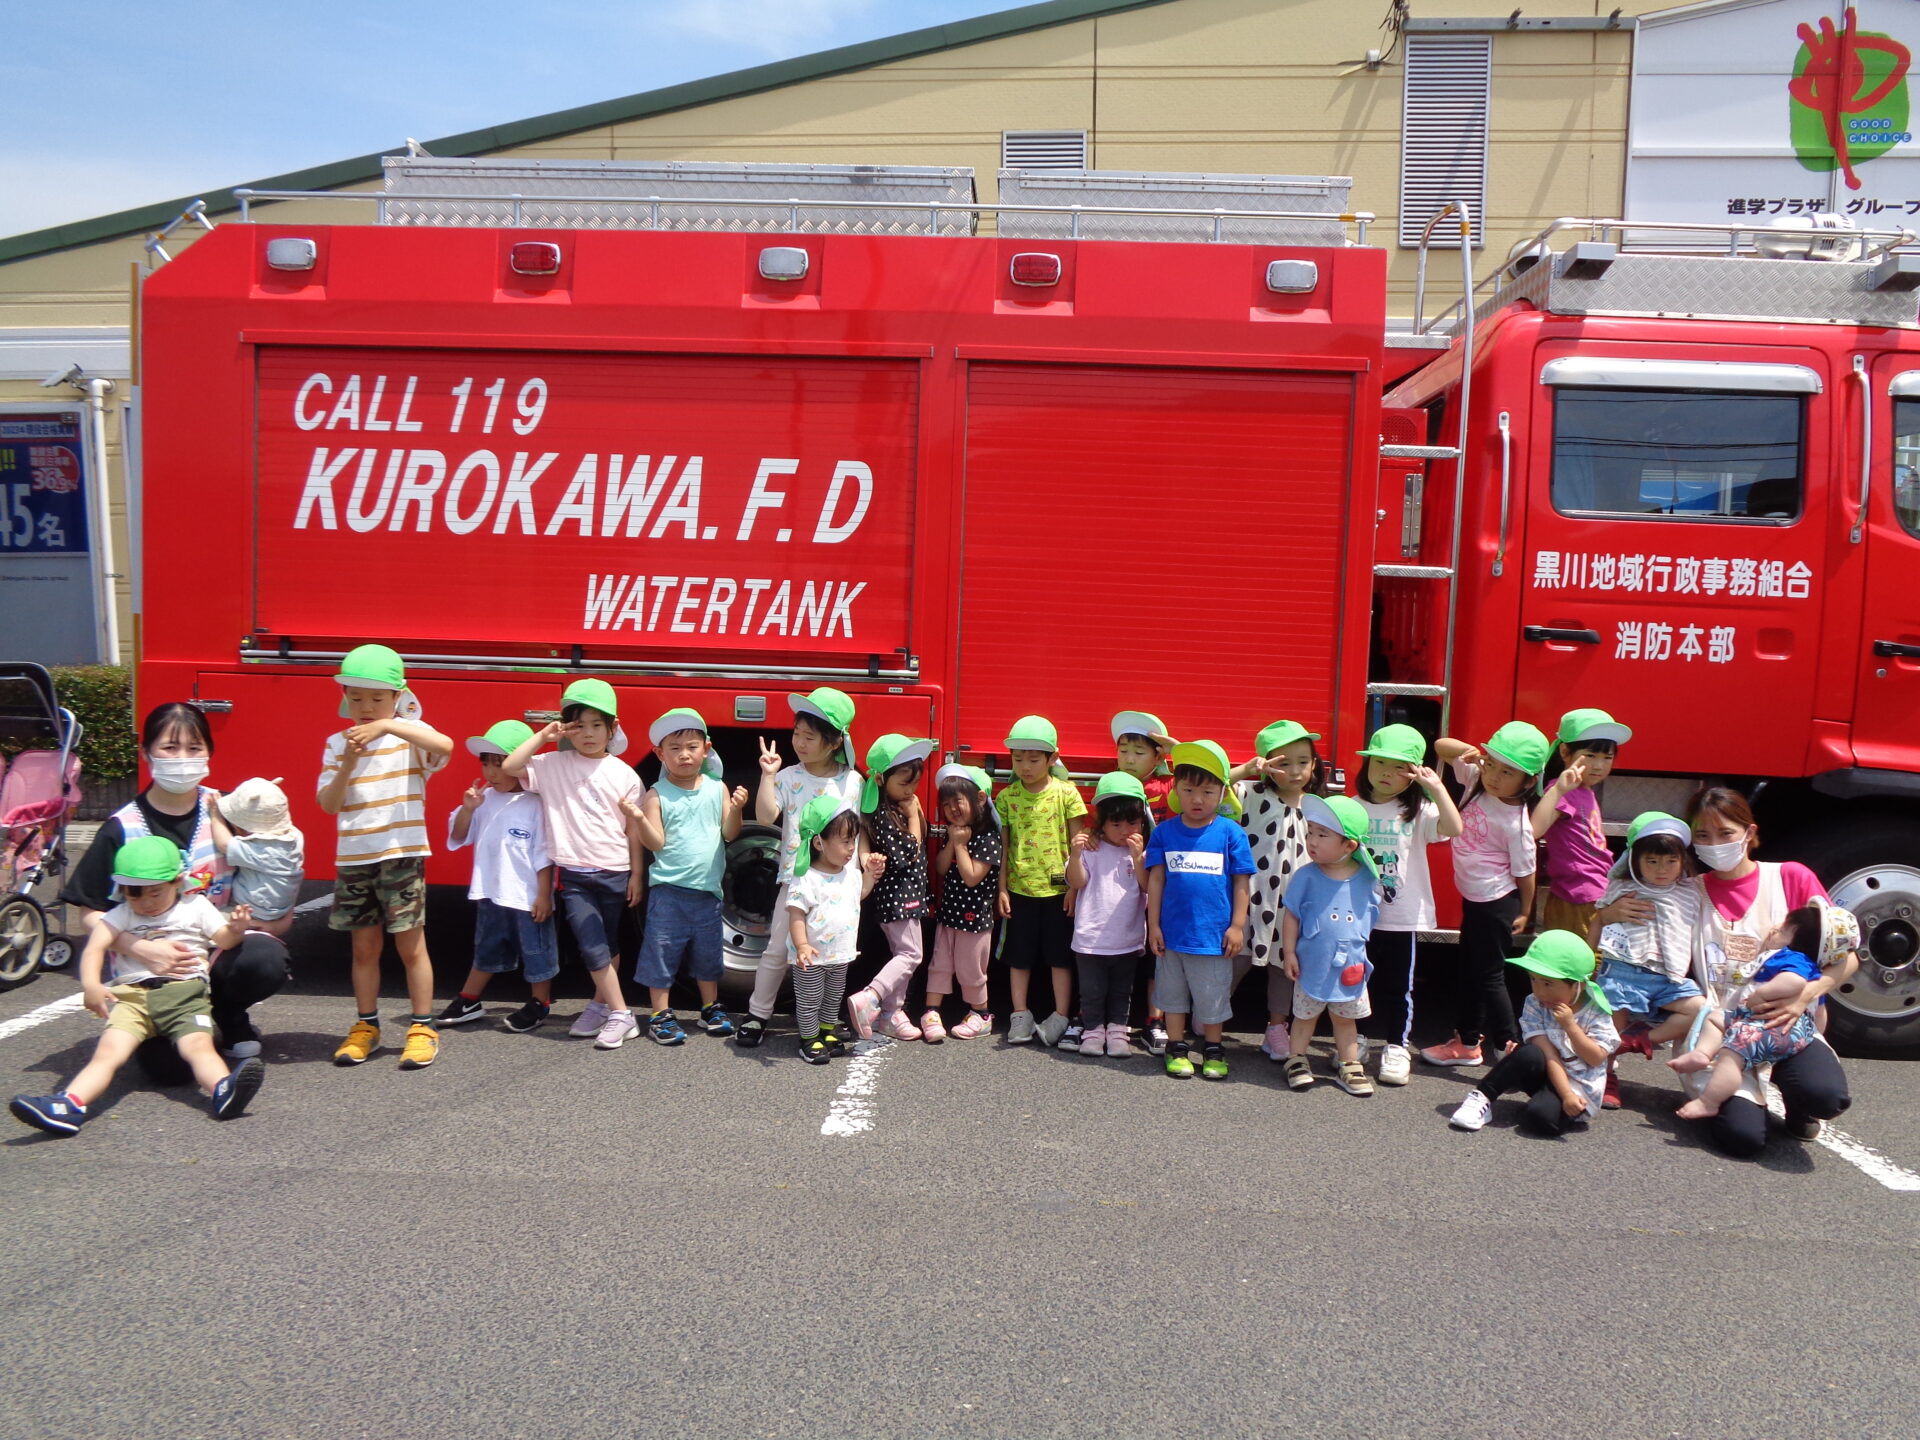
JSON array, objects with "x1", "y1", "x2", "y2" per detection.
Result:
[
  {"x1": 210, "y1": 1057, "x2": 265, "y2": 1119},
  {"x1": 503, "y1": 1000, "x2": 550, "y2": 1033},
  {"x1": 1145, "y1": 1021, "x2": 1169, "y2": 1056},
  {"x1": 1420, "y1": 1038, "x2": 1484, "y2": 1068},
  {"x1": 698, "y1": 1003, "x2": 735, "y2": 1037},
  {"x1": 1449, "y1": 1089, "x2": 1493, "y2": 1131},
  {"x1": 846, "y1": 989, "x2": 881, "y2": 1040},
  {"x1": 879, "y1": 1010, "x2": 922, "y2": 1042},
  {"x1": 1259, "y1": 1022, "x2": 1291, "y2": 1061},
  {"x1": 398, "y1": 1023, "x2": 440, "y2": 1069},
  {"x1": 1036, "y1": 1012, "x2": 1070, "y2": 1048},
  {"x1": 1078, "y1": 1023, "x2": 1107, "y2": 1056},
  {"x1": 799, "y1": 1033, "x2": 831, "y2": 1064},
  {"x1": 594, "y1": 1010, "x2": 639, "y2": 1050},
  {"x1": 436, "y1": 996, "x2": 487, "y2": 1027},
  {"x1": 333, "y1": 1021, "x2": 380, "y2": 1066},
  {"x1": 1785, "y1": 1115, "x2": 1823, "y2": 1141},
  {"x1": 1601, "y1": 1066, "x2": 1623, "y2": 1110},
  {"x1": 218, "y1": 1011, "x2": 263, "y2": 1059},
  {"x1": 1378, "y1": 1044, "x2": 1412, "y2": 1086},
  {"x1": 1006, "y1": 1010, "x2": 1037, "y2": 1045},
  {"x1": 649, "y1": 1010, "x2": 688, "y2": 1045},
  {"x1": 9, "y1": 1093, "x2": 85, "y2": 1136},
  {"x1": 1105, "y1": 1025, "x2": 1132, "y2": 1058},
  {"x1": 820, "y1": 1021, "x2": 851, "y2": 1056},
  {"x1": 1334, "y1": 1060, "x2": 1374, "y2": 1096},
  {"x1": 919, "y1": 1010, "x2": 947, "y2": 1044},
  {"x1": 950, "y1": 1010, "x2": 992, "y2": 1040},
  {"x1": 734, "y1": 1016, "x2": 768, "y2": 1048},
  {"x1": 1058, "y1": 1021, "x2": 1085, "y2": 1051},
  {"x1": 569, "y1": 1000, "x2": 610, "y2": 1038},
  {"x1": 1284, "y1": 1055, "x2": 1315, "y2": 1090},
  {"x1": 1165, "y1": 1043, "x2": 1195, "y2": 1079},
  {"x1": 1200, "y1": 1045, "x2": 1229, "y2": 1081}
]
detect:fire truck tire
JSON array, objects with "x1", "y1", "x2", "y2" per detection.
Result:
[
  {"x1": 1779, "y1": 816, "x2": 1920, "y2": 1060},
  {"x1": 0, "y1": 894, "x2": 47, "y2": 991}
]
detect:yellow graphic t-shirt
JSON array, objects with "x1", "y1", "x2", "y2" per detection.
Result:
[{"x1": 997, "y1": 777, "x2": 1088, "y2": 898}]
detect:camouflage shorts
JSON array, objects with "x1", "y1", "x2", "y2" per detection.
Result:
[{"x1": 330, "y1": 856, "x2": 427, "y2": 934}]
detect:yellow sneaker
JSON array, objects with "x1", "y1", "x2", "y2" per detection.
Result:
[
  {"x1": 333, "y1": 1020, "x2": 380, "y2": 1066},
  {"x1": 398, "y1": 1022, "x2": 439, "y2": 1070}
]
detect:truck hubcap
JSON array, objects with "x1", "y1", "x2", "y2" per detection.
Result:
[{"x1": 1829, "y1": 864, "x2": 1920, "y2": 1020}]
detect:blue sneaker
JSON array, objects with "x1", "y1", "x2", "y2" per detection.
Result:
[
  {"x1": 648, "y1": 1010, "x2": 688, "y2": 1046},
  {"x1": 698, "y1": 1002, "x2": 735, "y2": 1037},
  {"x1": 10, "y1": 1093, "x2": 86, "y2": 1136},
  {"x1": 209, "y1": 1057, "x2": 265, "y2": 1120}
]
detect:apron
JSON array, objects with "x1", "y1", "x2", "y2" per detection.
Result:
[
  {"x1": 1686, "y1": 862, "x2": 1790, "y2": 1108},
  {"x1": 114, "y1": 787, "x2": 234, "y2": 908}
]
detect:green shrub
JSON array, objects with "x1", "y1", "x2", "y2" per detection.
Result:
[{"x1": 2, "y1": 665, "x2": 139, "y2": 779}]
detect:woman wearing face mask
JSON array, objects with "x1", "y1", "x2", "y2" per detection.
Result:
[
  {"x1": 61, "y1": 703, "x2": 292, "y2": 1063},
  {"x1": 1682, "y1": 785, "x2": 1853, "y2": 1158}
]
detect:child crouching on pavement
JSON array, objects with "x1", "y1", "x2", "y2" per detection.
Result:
[
  {"x1": 210, "y1": 777, "x2": 305, "y2": 942},
  {"x1": 10, "y1": 837, "x2": 263, "y2": 1135},
  {"x1": 787, "y1": 796, "x2": 885, "y2": 1064},
  {"x1": 1282, "y1": 794, "x2": 1380, "y2": 1095},
  {"x1": 436, "y1": 721, "x2": 559, "y2": 1034},
  {"x1": 1448, "y1": 932, "x2": 1620, "y2": 1135}
]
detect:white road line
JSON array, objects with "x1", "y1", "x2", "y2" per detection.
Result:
[
  {"x1": 1765, "y1": 1082, "x2": 1920, "y2": 1193},
  {"x1": 0, "y1": 992, "x2": 88, "y2": 1040},
  {"x1": 821, "y1": 1036, "x2": 894, "y2": 1137},
  {"x1": 291, "y1": 893, "x2": 334, "y2": 915}
]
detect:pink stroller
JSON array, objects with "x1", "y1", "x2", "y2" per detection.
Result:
[{"x1": 0, "y1": 663, "x2": 84, "y2": 990}]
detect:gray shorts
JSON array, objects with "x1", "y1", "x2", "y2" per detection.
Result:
[{"x1": 1154, "y1": 950, "x2": 1234, "y2": 1026}]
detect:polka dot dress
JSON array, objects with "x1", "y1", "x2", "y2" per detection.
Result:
[
  {"x1": 866, "y1": 807, "x2": 929, "y2": 923},
  {"x1": 1238, "y1": 782, "x2": 1310, "y2": 966}
]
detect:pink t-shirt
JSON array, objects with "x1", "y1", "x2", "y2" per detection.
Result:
[
  {"x1": 1448, "y1": 761, "x2": 1537, "y2": 904},
  {"x1": 1540, "y1": 786, "x2": 1610, "y2": 904},
  {"x1": 521, "y1": 750, "x2": 642, "y2": 872},
  {"x1": 1702, "y1": 861, "x2": 1826, "y2": 925},
  {"x1": 1071, "y1": 842, "x2": 1148, "y2": 955}
]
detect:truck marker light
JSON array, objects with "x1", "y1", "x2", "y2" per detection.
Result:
[
  {"x1": 508, "y1": 242, "x2": 563, "y2": 276},
  {"x1": 1265, "y1": 259, "x2": 1319, "y2": 294},
  {"x1": 265, "y1": 238, "x2": 318, "y2": 271},
  {"x1": 758, "y1": 246, "x2": 810, "y2": 281},
  {"x1": 1009, "y1": 253, "x2": 1062, "y2": 287}
]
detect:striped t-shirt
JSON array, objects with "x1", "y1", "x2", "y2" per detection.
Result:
[{"x1": 319, "y1": 730, "x2": 448, "y2": 866}]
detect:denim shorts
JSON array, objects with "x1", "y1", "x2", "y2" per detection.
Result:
[
  {"x1": 473, "y1": 897, "x2": 559, "y2": 984},
  {"x1": 1596, "y1": 957, "x2": 1703, "y2": 1018},
  {"x1": 634, "y1": 883, "x2": 723, "y2": 989},
  {"x1": 558, "y1": 866, "x2": 628, "y2": 973}
]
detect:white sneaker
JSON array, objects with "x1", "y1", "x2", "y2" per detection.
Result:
[
  {"x1": 1006, "y1": 1010, "x2": 1037, "y2": 1044},
  {"x1": 569, "y1": 1000, "x2": 610, "y2": 1038},
  {"x1": 1449, "y1": 1089, "x2": 1493, "y2": 1131},
  {"x1": 1036, "y1": 1012, "x2": 1070, "y2": 1048},
  {"x1": 1378, "y1": 1043, "x2": 1412, "y2": 1086},
  {"x1": 593, "y1": 1009, "x2": 640, "y2": 1049}
]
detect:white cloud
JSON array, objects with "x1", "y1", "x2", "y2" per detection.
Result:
[{"x1": 658, "y1": 0, "x2": 885, "y2": 57}]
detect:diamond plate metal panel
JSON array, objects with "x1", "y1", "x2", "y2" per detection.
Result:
[
  {"x1": 995, "y1": 169, "x2": 1352, "y2": 245},
  {"x1": 380, "y1": 157, "x2": 977, "y2": 235}
]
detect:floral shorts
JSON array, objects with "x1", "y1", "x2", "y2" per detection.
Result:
[{"x1": 1723, "y1": 1008, "x2": 1815, "y2": 1069}]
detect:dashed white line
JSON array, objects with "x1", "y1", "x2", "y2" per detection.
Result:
[
  {"x1": 0, "y1": 992, "x2": 88, "y2": 1040},
  {"x1": 1765, "y1": 1082, "x2": 1920, "y2": 1193},
  {"x1": 821, "y1": 1036, "x2": 894, "y2": 1137}
]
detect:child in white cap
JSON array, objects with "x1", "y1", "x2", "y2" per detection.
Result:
[{"x1": 210, "y1": 777, "x2": 305, "y2": 940}]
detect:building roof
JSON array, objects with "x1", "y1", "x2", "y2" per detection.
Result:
[{"x1": 0, "y1": 0, "x2": 1178, "y2": 266}]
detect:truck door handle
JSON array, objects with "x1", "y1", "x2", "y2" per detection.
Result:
[
  {"x1": 1524, "y1": 626, "x2": 1601, "y2": 645},
  {"x1": 1873, "y1": 639, "x2": 1920, "y2": 659}
]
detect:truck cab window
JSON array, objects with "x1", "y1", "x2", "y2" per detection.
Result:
[
  {"x1": 1893, "y1": 398, "x2": 1920, "y2": 538},
  {"x1": 1550, "y1": 388, "x2": 1802, "y2": 522}
]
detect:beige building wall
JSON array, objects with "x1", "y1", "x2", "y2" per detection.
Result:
[{"x1": 0, "y1": 0, "x2": 1681, "y2": 660}]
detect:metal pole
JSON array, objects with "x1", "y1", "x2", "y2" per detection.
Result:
[
  {"x1": 81, "y1": 379, "x2": 121, "y2": 662},
  {"x1": 1439, "y1": 202, "x2": 1476, "y2": 734}
]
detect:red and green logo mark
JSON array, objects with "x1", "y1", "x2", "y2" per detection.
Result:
[{"x1": 1790, "y1": 8, "x2": 1912, "y2": 189}]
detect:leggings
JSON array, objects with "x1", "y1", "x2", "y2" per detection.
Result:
[
  {"x1": 1706, "y1": 1037, "x2": 1851, "y2": 1159},
  {"x1": 1362, "y1": 930, "x2": 1418, "y2": 1047},
  {"x1": 1480, "y1": 1041, "x2": 1587, "y2": 1136},
  {"x1": 1446, "y1": 894, "x2": 1522, "y2": 1050},
  {"x1": 865, "y1": 917, "x2": 926, "y2": 1012},
  {"x1": 792, "y1": 961, "x2": 850, "y2": 1040},
  {"x1": 1075, "y1": 949, "x2": 1143, "y2": 1028}
]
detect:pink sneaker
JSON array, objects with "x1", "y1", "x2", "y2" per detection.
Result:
[
  {"x1": 879, "y1": 1009, "x2": 922, "y2": 1042},
  {"x1": 1420, "y1": 1037, "x2": 1484, "y2": 1067},
  {"x1": 919, "y1": 1010, "x2": 947, "y2": 1044},
  {"x1": 949, "y1": 1010, "x2": 992, "y2": 1039},
  {"x1": 1078, "y1": 1023, "x2": 1107, "y2": 1055},
  {"x1": 1259, "y1": 1022, "x2": 1291, "y2": 1060},
  {"x1": 1105, "y1": 1025, "x2": 1132, "y2": 1058},
  {"x1": 845, "y1": 989, "x2": 880, "y2": 1040}
]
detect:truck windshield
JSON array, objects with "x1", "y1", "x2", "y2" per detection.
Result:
[
  {"x1": 1894, "y1": 398, "x2": 1920, "y2": 538},
  {"x1": 1551, "y1": 388, "x2": 1802, "y2": 522}
]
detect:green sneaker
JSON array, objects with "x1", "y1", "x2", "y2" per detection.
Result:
[
  {"x1": 1165, "y1": 1045, "x2": 1195, "y2": 1079},
  {"x1": 1201, "y1": 1046, "x2": 1229, "y2": 1081}
]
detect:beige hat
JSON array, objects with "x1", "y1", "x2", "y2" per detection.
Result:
[{"x1": 220, "y1": 777, "x2": 298, "y2": 839}]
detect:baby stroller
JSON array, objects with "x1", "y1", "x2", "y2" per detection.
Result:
[{"x1": 0, "y1": 663, "x2": 84, "y2": 990}]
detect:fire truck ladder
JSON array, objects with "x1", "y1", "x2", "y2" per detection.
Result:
[{"x1": 1370, "y1": 200, "x2": 1475, "y2": 733}]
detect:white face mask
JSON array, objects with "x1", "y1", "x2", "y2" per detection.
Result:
[
  {"x1": 1694, "y1": 838, "x2": 1749, "y2": 872},
  {"x1": 148, "y1": 756, "x2": 209, "y2": 794}
]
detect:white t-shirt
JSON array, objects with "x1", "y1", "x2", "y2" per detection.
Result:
[
  {"x1": 1448, "y1": 762, "x2": 1536, "y2": 904},
  {"x1": 787, "y1": 862, "x2": 863, "y2": 965},
  {"x1": 1519, "y1": 995, "x2": 1621, "y2": 1120},
  {"x1": 521, "y1": 750, "x2": 642, "y2": 872},
  {"x1": 771, "y1": 764, "x2": 861, "y2": 885},
  {"x1": 1359, "y1": 796, "x2": 1448, "y2": 931},
  {"x1": 100, "y1": 893, "x2": 228, "y2": 984},
  {"x1": 448, "y1": 789, "x2": 552, "y2": 913}
]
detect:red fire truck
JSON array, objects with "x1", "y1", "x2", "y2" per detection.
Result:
[{"x1": 136, "y1": 161, "x2": 1920, "y2": 1056}]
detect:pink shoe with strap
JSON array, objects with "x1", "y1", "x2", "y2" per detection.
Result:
[
  {"x1": 919, "y1": 1010, "x2": 947, "y2": 1044},
  {"x1": 949, "y1": 1010, "x2": 992, "y2": 1039},
  {"x1": 879, "y1": 1009, "x2": 922, "y2": 1042}
]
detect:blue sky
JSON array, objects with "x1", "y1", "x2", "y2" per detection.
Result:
[{"x1": 0, "y1": 0, "x2": 1026, "y2": 240}]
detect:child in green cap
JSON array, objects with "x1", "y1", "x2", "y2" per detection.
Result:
[
  {"x1": 925, "y1": 764, "x2": 1002, "y2": 1041},
  {"x1": 1448, "y1": 932, "x2": 1620, "y2": 1134},
  {"x1": 786, "y1": 795, "x2": 886, "y2": 1063},
  {"x1": 846, "y1": 735, "x2": 937, "y2": 1043},
  {"x1": 1282, "y1": 793, "x2": 1381, "y2": 1095},
  {"x1": 501, "y1": 678, "x2": 645, "y2": 1051},
  {"x1": 1234, "y1": 719, "x2": 1332, "y2": 1062},
  {"x1": 11, "y1": 838, "x2": 264, "y2": 1136},
  {"x1": 1066, "y1": 772, "x2": 1151, "y2": 1058},
  {"x1": 997, "y1": 715, "x2": 1088, "y2": 1047},
  {"x1": 741, "y1": 688, "x2": 861, "y2": 1049},
  {"x1": 1352, "y1": 723, "x2": 1462, "y2": 1086},
  {"x1": 317, "y1": 643, "x2": 454, "y2": 1070},
  {"x1": 1532, "y1": 708, "x2": 1632, "y2": 939}
]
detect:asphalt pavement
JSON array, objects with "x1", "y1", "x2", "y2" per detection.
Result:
[{"x1": 3, "y1": 920, "x2": 1919, "y2": 1440}]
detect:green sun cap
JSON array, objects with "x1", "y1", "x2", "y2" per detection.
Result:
[
  {"x1": 111, "y1": 835, "x2": 186, "y2": 887},
  {"x1": 1093, "y1": 770, "x2": 1148, "y2": 805},
  {"x1": 1508, "y1": 930, "x2": 1612, "y2": 1015},
  {"x1": 467, "y1": 719, "x2": 535, "y2": 759},
  {"x1": 1356, "y1": 723, "x2": 1428, "y2": 766},
  {"x1": 1256, "y1": 719, "x2": 1321, "y2": 757},
  {"x1": 1557, "y1": 707, "x2": 1632, "y2": 747},
  {"x1": 1004, "y1": 715, "x2": 1060, "y2": 754},
  {"x1": 335, "y1": 643, "x2": 406, "y2": 693},
  {"x1": 1109, "y1": 711, "x2": 1176, "y2": 749},
  {"x1": 1626, "y1": 811, "x2": 1690, "y2": 847},
  {"x1": 649, "y1": 708, "x2": 709, "y2": 746},
  {"x1": 793, "y1": 793, "x2": 857, "y2": 877},
  {"x1": 861, "y1": 734, "x2": 936, "y2": 813},
  {"x1": 788, "y1": 687, "x2": 856, "y2": 734},
  {"x1": 1300, "y1": 793, "x2": 1378, "y2": 880},
  {"x1": 561, "y1": 678, "x2": 620, "y2": 722},
  {"x1": 1482, "y1": 720, "x2": 1552, "y2": 777}
]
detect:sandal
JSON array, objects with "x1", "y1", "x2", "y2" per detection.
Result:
[
  {"x1": 919, "y1": 1010, "x2": 947, "y2": 1044},
  {"x1": 1334, "y1": 1060, "x2": 1374, "y2": 1096},
  {"x1": 1284, "y1": 1055, "x2": 1315, "y2": 1091}
]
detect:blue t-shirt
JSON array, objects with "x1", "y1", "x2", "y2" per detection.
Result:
[
  {"x1": 1145, "y1": 814, "x2": 1255, "y2": 956},
  {"x1": 1753, "y1": 947, "x2": 1820, "y2": 986},
  {"x1": 649, "y1": 775, "x2": 726, "y2": 896},
  {"x1": 1283, "y1": 864, "x2": 1381, "y2": 1003}
]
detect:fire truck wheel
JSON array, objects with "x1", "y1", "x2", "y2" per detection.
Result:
[{"x1": 1783, "y1": 816, "x2": 1920, "y2": 1060}]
